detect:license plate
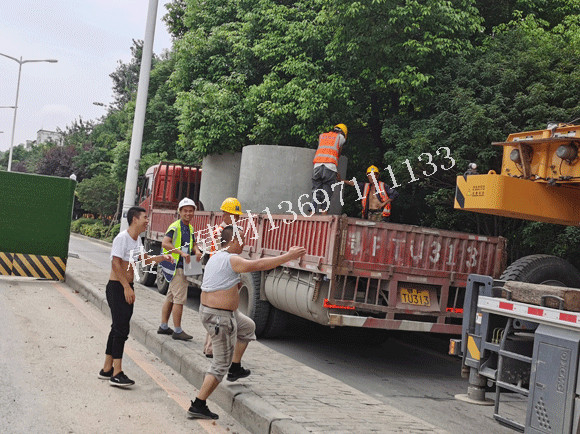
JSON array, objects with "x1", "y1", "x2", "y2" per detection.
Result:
[{"x1": 400, "y1": 288, "x2": 431, "y2": 306}]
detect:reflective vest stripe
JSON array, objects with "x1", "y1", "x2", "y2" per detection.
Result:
[
  {"x1": 313, "y1": 132, "x2": 340, "y2": 165},
  {"x1": 163, "y1": 220, "x2": 194, "y2": 277},
  {"x1": 361, "y1": 182, "x2": 391, "y2": 218},
  {"x1": 317, "y1": 144, "x2": 338, "y2": 151},
  {"x1": 314, "y1": 152, "x2": 339, "y2": 160}
]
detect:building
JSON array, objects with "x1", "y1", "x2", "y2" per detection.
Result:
[{"x1": 36, "y1": 129, "x2": 63, "y2": 146}]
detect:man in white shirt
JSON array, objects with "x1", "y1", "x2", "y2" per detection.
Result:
[{"x1": 98, "y1": 206, "x2": 172, "y2": 388}]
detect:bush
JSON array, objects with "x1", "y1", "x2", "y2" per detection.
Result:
[
  {"x1": 102, "y1": 223, "x2": 121, "y2": 242},
  {"x1": 71, "y1": 218, "x2": 98, "y2": 233},
  {"x1": 109, "y1": 223, "x2": 121, "y2": 239},
  {"x1": 80, "y1": 221, "x2": 106, "y2": 238}
]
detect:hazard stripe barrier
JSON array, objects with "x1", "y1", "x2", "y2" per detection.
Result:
[
  {"x1": 478, "y1": 295, "x2": 580, "y2": 331},
  {"x1": 0, "y1": 252, "x2": 13, "y2": 276},
  {"x1": 0, "y1": 252, "x2": 66, "y2": 281}
]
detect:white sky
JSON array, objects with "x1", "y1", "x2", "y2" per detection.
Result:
[{"x1": 0, "y1": 0, "x2": 173, "y2": 152}]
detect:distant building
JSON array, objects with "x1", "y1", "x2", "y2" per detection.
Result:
[{"x1": 36, "y1": 129, "x2": 63, "y2": 146}]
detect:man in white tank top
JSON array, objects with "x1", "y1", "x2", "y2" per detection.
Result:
[{"x1": 187, "y1": 226, "x2": 306, "y2": 420}]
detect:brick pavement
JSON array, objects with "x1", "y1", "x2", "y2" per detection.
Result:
[{"x1": 65, "y1": 247, "x2": 446, "y2": 434}]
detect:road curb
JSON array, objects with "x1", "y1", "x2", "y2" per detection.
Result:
[
  {"x1": 65, "y1": 270, "x2": 302, "y2": 434},
  {"x1": 70, "y1": 232, "x2": 112, "y2": 248}
]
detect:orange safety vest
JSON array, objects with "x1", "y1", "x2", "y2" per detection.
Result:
[
  {"x1": 362, "y1": 182, "x2": 391, "y2": 218},
  {"x1": 313, "y1": 132, "x2": 341, "y2": 166}
]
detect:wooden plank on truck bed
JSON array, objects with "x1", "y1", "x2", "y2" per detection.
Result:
[{"x1": 503, "y1": 280, "x2": 580, "y2": 312}]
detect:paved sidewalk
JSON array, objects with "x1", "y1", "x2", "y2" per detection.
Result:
[{"x1": 66, "y1": 254, "x2": 446, "y2": 434}]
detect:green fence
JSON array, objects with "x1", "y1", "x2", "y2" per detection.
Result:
[{"x1": 0, "y1": 171, "x2": 76, "y2": 280}]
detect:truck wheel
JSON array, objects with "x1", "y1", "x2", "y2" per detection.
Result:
[
  {"x1": 156, "y1": 268, "x2": 169, "y2": 295},
  {"x1": 238, "y1": 272, "x2": 271, "y2": 337},
  {"x1": 261, "y1": 306, "x2": 291, "y2": 338},
  {"x1": 136, "y1": 261, "x2": 157, "y2": 286},
  {"x1": 500, "y1": 254, "x2": 580, "y2": 287}
]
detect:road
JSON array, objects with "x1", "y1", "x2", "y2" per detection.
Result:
[
  {"x1": 0, "y1": 274, "x2": 247, "y2": 432},
  {"x1": 0, "y1": 254, "x2": 247, "y2": 434},
  {"x1": 68, "y1": 234, "x2": 525, "y2": 433}
]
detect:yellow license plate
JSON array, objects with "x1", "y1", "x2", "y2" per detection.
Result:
[{"x1": 400, "y1": 288, "x2": 431, "y2": 306}]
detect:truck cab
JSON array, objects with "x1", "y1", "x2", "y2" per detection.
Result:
[{"x1": 135, "y1": 162, "x2": 202, "y2": 288}]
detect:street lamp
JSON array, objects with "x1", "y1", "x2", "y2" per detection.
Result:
[{"x1": 0, "y1": 52, "x2": 58, "y2": 171}]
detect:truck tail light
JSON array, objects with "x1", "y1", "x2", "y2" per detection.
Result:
[{"x1": 323, "y1": 299, "x2": 355, "y2": 310}]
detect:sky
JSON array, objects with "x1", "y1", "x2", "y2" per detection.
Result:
[{"x1": 0, "y1": 0, "x2": 173, "y2": 152}]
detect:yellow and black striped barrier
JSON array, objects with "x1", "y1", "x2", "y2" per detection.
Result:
[{"x1": 0, "y1": 252, "x2": 66, "y2": 281}]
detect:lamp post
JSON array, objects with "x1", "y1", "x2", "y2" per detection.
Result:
[{"x1": 0, "y1": 52, "x2": 58, "y2": 171}]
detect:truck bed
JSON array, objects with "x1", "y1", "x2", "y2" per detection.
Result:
[{"x1": 191, "y1": 212, "x2": 506, "y2": 334}]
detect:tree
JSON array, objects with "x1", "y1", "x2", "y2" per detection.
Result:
[
  {"x1": 36, "y1": 145, "x2": 77, "y2": 178},
  {"x1": 76, "y1": 175, "x2": 122, "y2": 219},
  {"x1": 109, "y1": 39, "x2": 159, "y2": 110},
  {"x1": 163, "y1": 0, "x2": 188, "y2": 39}
]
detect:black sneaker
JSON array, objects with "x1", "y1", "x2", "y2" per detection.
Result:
[
  {"x1": 109, "y1": 371, "x2": 135, "y2": 388},
  {"x1": 187, "y1": 400, "x2": 219, "y2": 420},
  {"x1": 157, "y1": 326, "x2": 174, "y2": 335},
  {"x1": 98, "y1": 368, "x2": 113, "y2": 380},
  {"x1": 227, "y1": 366, "x2": 251, "y2": 382}
]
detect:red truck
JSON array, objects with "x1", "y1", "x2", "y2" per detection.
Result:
[
  {"x1": 136, "y1": 162, "x2": 202, "y2": 290},
  {"x1": 137, "y1": 162, "x2": 507, "y2": 337}
]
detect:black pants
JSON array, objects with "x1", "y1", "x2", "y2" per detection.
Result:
[{"x1": 105, "y1": 280, "x2": 134, "y2": 359}]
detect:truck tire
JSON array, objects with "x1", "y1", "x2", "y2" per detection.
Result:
[
  {"x1": 156, "y1": 267, "x2": 169, "y2": 295},
  {"x1": 135, "y1": 240, "x2": 159, "y2": 286},
  {"x1": 238, "y1": 272, "x2": 271, "y2": 337},
  {"x1": 261, "y1": 306, "x2": 291, "y2": 338},
  {"x1": 136, "y1": 261, "x2": 157, "y2": 286},
  {"x1": 500, "y1": 254, "x2": 580, "y2": 287}
]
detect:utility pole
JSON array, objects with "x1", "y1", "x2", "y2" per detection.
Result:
[{"x1": 120, "y1": 0, "x2": 159, "y2": 232}]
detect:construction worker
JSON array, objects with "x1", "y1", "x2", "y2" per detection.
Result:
[
  {"x1": 343, "y1": 165, "x2": 399, "y2": 222},
  {"x1": 311, "y1": 123, "x2": 347, "y2": 214},
  {"x1": 158, "y1": 198, "x2": 203, "y2": 340},
  {"x1": 202, "y1": 197, "x2": 243, "y2": 358}
]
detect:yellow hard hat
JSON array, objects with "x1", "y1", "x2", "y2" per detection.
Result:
[
  {"x1": 220, "y1": 197, "x2": 242, "y2": 215},
  {"x1": 334, "y1": 123, "x2": 348, "y2": 138},
  {"x1": 366, "y1": 165, "x2": 379, "y2": 174}
]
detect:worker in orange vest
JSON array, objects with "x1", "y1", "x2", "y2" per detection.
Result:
[
  {"x1": 311, "y1": 123, "x2": 348, "y2": 214},
  {"x1": 343, "y1": 165, "x2": 399, "y2": 222}
]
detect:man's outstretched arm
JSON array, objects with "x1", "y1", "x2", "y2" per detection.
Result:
[{"x1": 230, "y1": 246, "x2": 306, "y2": 273}]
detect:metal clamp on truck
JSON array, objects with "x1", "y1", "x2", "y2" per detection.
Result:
[{"x1": 451, "y1": 122, "x2": 580, "y2": 432}]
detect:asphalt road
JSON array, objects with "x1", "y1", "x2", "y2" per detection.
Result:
[
  {"x1": 0, "y1": 275, "x2": 248, "y2": 433},
  {"x1": 68, "y1": 234, "x2": 525, "y2": 433}
]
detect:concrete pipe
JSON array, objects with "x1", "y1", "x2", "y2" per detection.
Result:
[
  {"x1": 236, "y1": 145, "x2": 347, "y2": 215},
  {"x1": 199, "y1": 152, "x2": 242, "y2": 211}
]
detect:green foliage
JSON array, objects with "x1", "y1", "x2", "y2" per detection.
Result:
[
  {"x1": 106, "y1": 223, "x2": 121, "y2": 242},
  {"x1": 80, "y1": 220, "x2": 106, "y2": 238},
  {"x1": 71, "y1": 218, "x2": 98, "y2": 233},
  {"x1": 76, "y1": 175, "x2": 121, "y2": 218}
]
